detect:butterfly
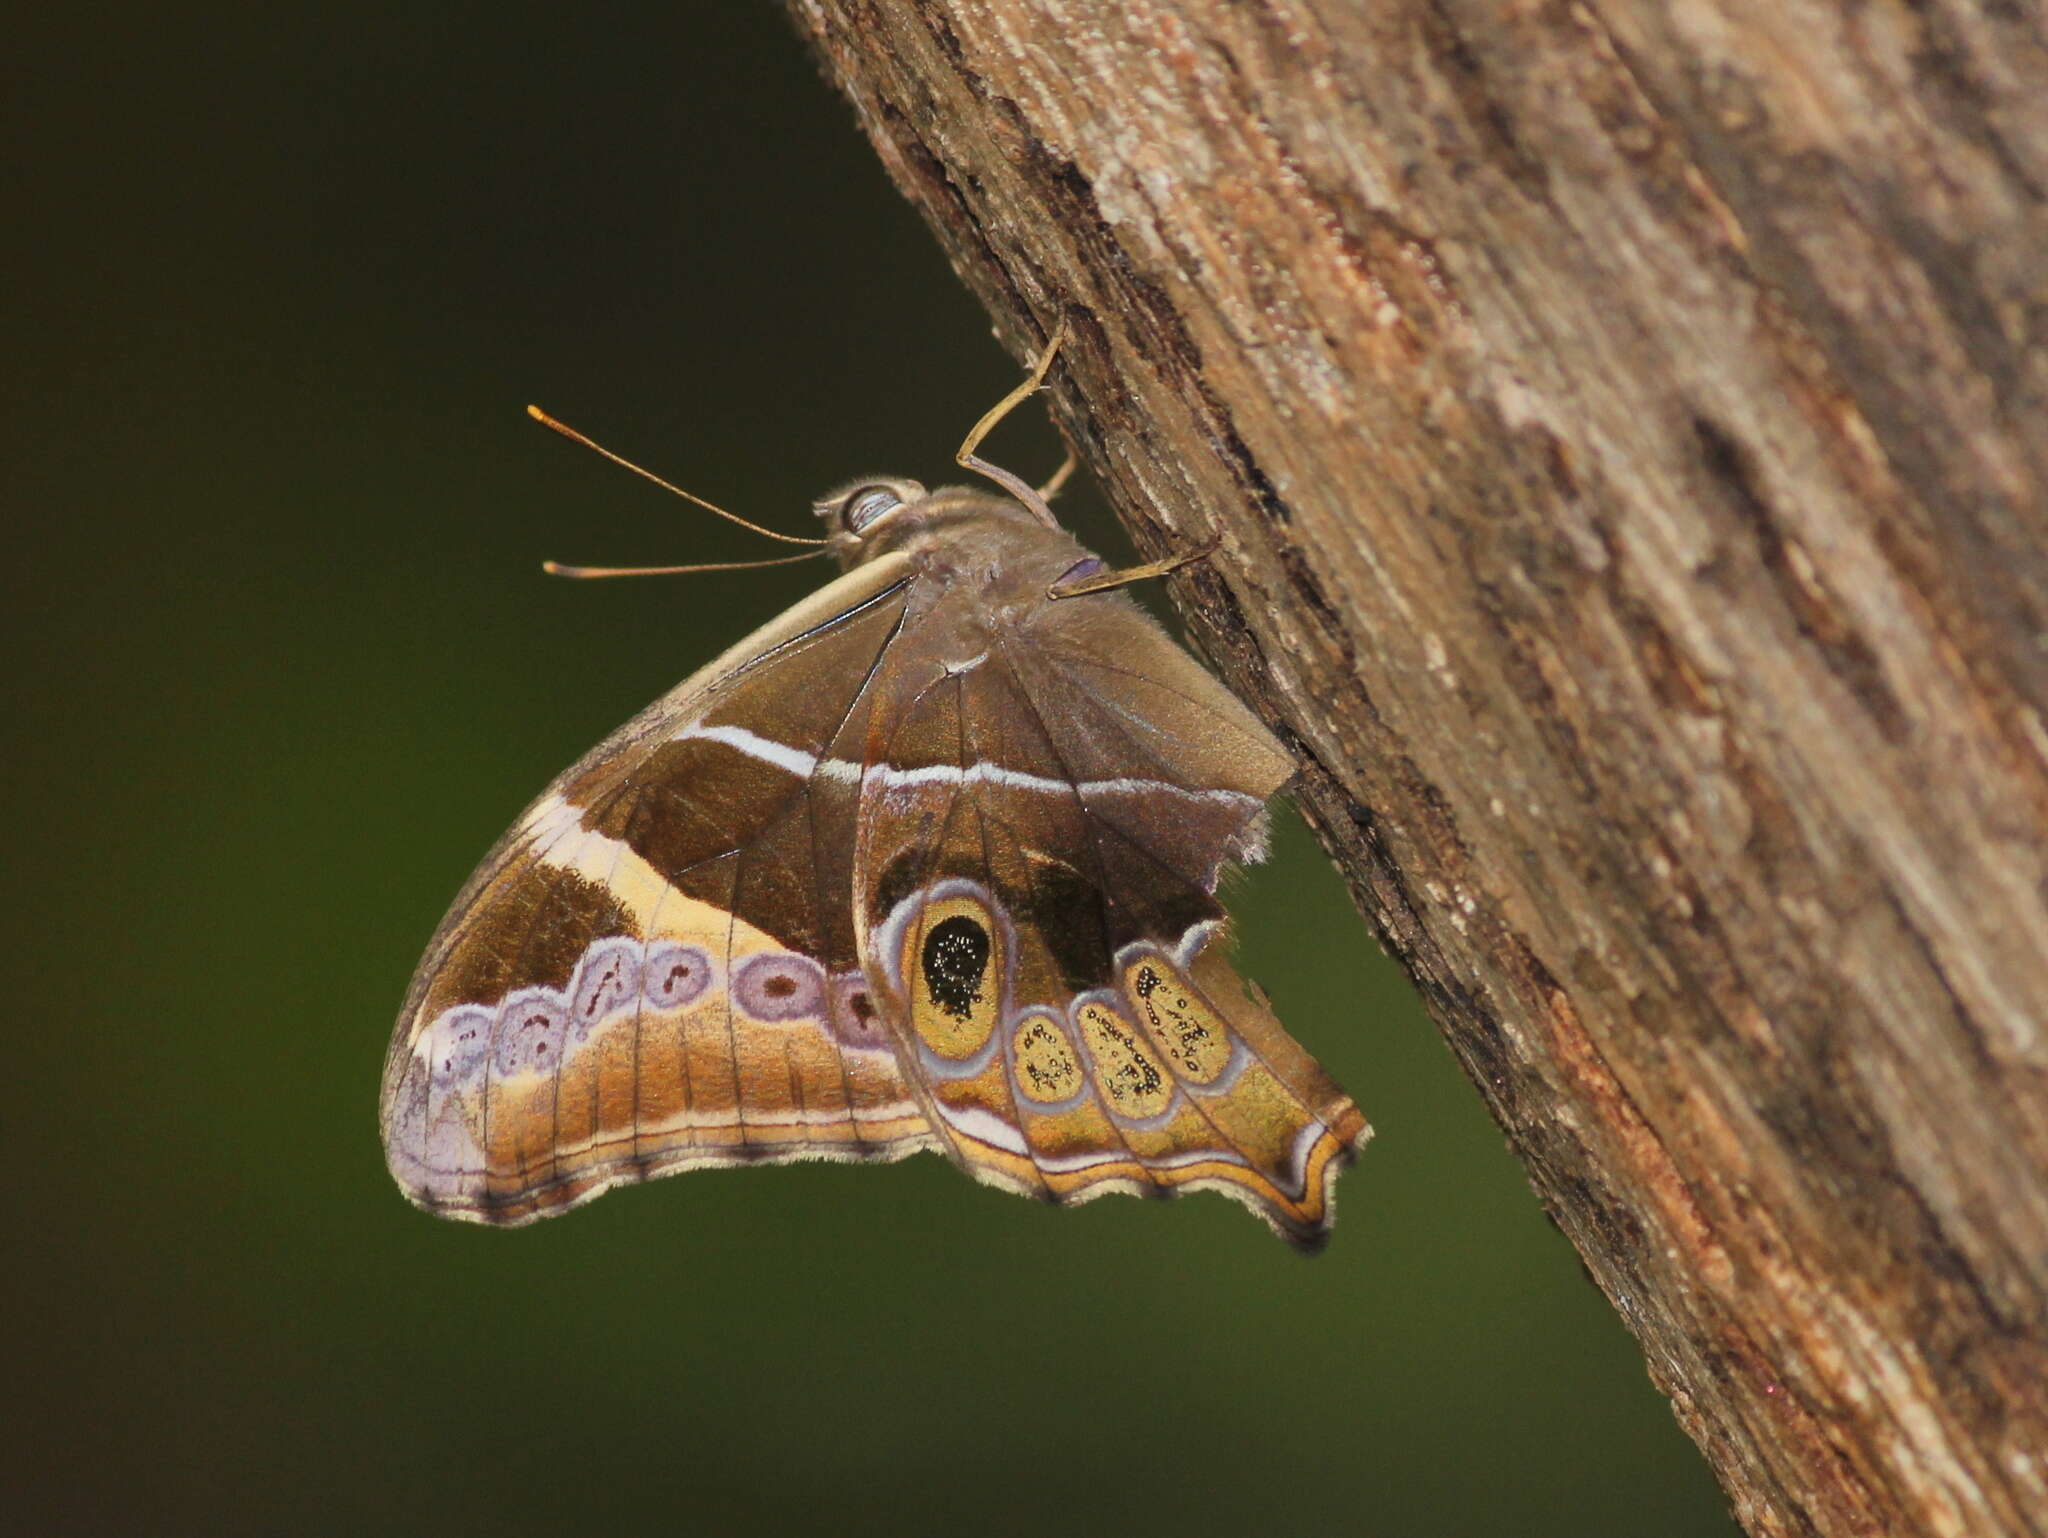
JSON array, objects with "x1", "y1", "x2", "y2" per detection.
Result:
[{"x1": 379, "y1": 324, "x2": 1371, "y2": 1246}]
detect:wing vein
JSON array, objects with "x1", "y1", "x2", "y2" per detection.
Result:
[{"x1": 989, "y1": 635, "x2": 1166, "y2": 1196}]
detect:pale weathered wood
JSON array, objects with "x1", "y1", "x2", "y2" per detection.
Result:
[{"x1": 782, "y1": 3, "x2": 2048, "y2": 1534}]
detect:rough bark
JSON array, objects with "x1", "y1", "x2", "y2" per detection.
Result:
[{"x1": 781, "y1": 3, "x2": 2048, "y2": 1534}]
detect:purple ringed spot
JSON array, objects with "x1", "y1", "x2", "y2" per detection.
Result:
[
  {"x1": 642, "y1": 941, "x2": 713, "y2": 1009},
  {"x1": 494, "y1": 994, "x2": 568, "y2": 1077},
  {"x1": 427, "y1": 1006, "x2": 494, "y2": 1088},
  {"x1": 827, "y1": 971, "x2": 889, "y2": 1049},
  {"x1": 568, "y1": 938, "x2": 643, "y2": 1034},
  {"x1": 734, "y1": 952, "x2": 826, "y2": 1022}
]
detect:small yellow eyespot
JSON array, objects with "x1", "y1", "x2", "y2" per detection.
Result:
[
  {"x1": 1076, "y1": 1000, "x2": 1174, "y2": 1119},
  {"x1": 1121, "y1": 954, "x2": 1232, "y2": 1086},
  {"x1": 1011, "y1": 1012, "x2": 1082, "y2": 1104}
]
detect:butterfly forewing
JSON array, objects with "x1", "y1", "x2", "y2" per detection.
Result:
[{"x1": 381, "y1": 558, "x2": 936, "y2": 1224}]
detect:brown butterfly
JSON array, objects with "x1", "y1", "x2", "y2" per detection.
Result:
[{"x1": 380, "y1": 325, "x2": 1370, "y2": 1246}]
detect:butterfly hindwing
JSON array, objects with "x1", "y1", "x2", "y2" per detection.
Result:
[{"x1": 849, "y1": 592, "x2": 1369, "y2": 1245}]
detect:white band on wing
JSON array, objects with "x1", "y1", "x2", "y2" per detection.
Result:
[{"x1": 674, "y1": 721, "x2": 1260, "y2": 805}]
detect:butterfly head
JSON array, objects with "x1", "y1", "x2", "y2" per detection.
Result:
[
  {"x1": 816, "y1": 478, "x2": 926, "y2": 543},
  {"x1": 814, "y1": 477, "x2": 1064, "y2": 573}
]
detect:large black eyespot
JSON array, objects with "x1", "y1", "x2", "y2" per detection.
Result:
[
  {"x1": 921, "y1": 914, "x2": 990, "y2": 1021},
  {"x1": 842, "y1": 484, "x2": 903, "y2": 532}
]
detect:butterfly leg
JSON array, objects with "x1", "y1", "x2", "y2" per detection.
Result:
[
  {"x1": 1048, "y1": 537, "x2": 1222, "y2": 600},
  {"x1": 956, "y1": 319, "x2": 1071, "y2": 529},
  {"x1": 1037, "y1": 448, "x2": 1078, "y2": 502}
]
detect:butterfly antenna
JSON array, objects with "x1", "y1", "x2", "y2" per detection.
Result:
[
  {"x1": 544, "y1": 548, "x2": 831, "y2": 581},
  {"x1": 543, "y1": 549, "x2": 829, "y2": 580},
  {"x1": 527, "y1": 405, "x2": 827, "y2": 547},
  {"x1": 956, "y1": 318, "x2": 1070, "y2": 530}
]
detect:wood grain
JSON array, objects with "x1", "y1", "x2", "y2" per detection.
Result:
[{"x1": 782, "y1": 3, "x2": 2048, "y2": 1533}]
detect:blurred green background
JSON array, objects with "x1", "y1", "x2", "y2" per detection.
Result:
[{"x1": 8, "y1": 6, "x2": 1735, "y2": 1535}]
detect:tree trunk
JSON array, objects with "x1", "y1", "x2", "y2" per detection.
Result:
[{"x1": 781, "y1": 2, "x2": 2048, "y2": 1533}]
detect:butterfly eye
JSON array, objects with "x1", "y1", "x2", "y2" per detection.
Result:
[{"x1": 842, "y1": 485, "x2": 904, "y2": 532}]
